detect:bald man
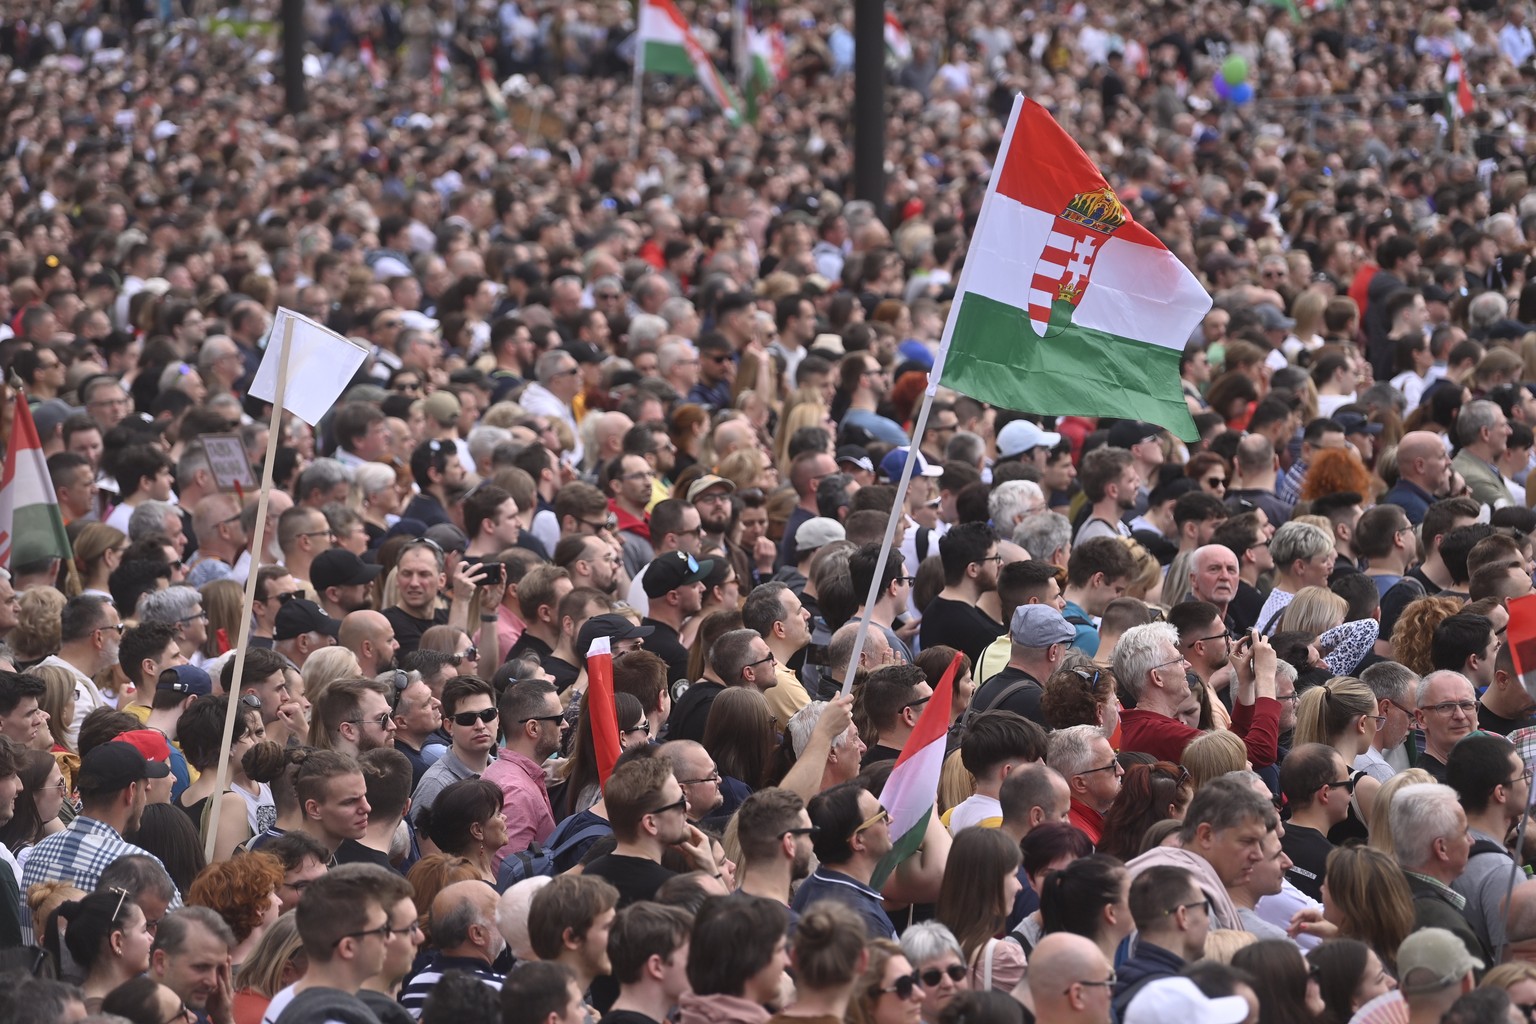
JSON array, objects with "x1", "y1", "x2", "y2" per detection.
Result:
[
  {"x1": 399, "y1": 880, "x2": 505, "y2": 1013},
  {"x1": 1383, "y1": 430, "x2": 1453, "y2": 525},
  {"x1": 592, "y1": 412, "x2": 635, "y2": 468},
  {"x1": 1020, "y1": 932, "x2": 1114, "y2": 1024},
  {"x1": 712, "y1": 419, "x2": 757, "y2": 461},
  {"x1": 339, "y1": 610, "x2": 400, "y2": 677}
]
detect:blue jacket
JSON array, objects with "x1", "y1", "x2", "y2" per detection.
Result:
[{"x1": 1111, "y1": 941, "x2": 1186, "y2": 1022}]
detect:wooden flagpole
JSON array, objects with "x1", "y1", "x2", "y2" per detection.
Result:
[{"x1": 203, "y1": 317, "x2": 293, "y2": 863}]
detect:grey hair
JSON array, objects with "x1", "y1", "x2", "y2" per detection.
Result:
[
  {"x1": 900, "y1": 921, "x2": 964, "y2": 967},
  {"x1": 1046, "y1": 724, "x2": 1104, "y2": 778},
  {"x1": 467, "y1": 425, "x2": 512, "y2": 467},
  {"x1": 1270, "y1": 521, "x2": 1334, "y2": 570},
  {"x1": 136, "y1": 584, "x2": 201, "y2": 625},
  {"x1": 656, "y1": 339, "x2": 698, "y2": 376},
  {"x1": 296, "y1": 458, "x2": 354, "y2": 500},
  {"x1": 1468, "y1": 292, "x2": 1508, "y2": 330},
  {"x1": 1112, "y1": 622, "x2": 1182, "y2": 700},
  {"x1": 1177, "y1": 775, "x2": 1278, "y2": 843},
  {"x1": 1456, "y1": 399, "x2": 1504, "y2": 448},
  {"x1": 1274, "y1": 659, "x2": 1298, "y2": 687},
  {"x1": 127, "y1": 500, "x2": 177, "y2": 542},
  {"x1": 535, "y1": 349, "x2": 575, "y2": 384},
  {"x1": 629, "y1": 314, "x2": 670, "y2": 348},
  {"x1": 1013, "y1": 511, "x2": 1072, "y2": 562},
  {"x1": 1416, "y1": 669, "x2": 1473, "y2": 708},
  {"x1": 1361, "y1": 661, "x2": 1418, "y2": 704},
  {"x1": 431, "y1": 890, "x2": 493, "y2": 949},
  {"x1": 658, "y1": 296, "x2": 696, "y2": 329},
  {"x1": 787, "y1": 701, "x2": 850, "y2": 756},
  {"x1": 153, "y1": 906, "x2": 236, "y2": 954},
  {"x1": 352, "y1": 462, "x2": 398, "y2": 499},
  {"x1": 1389, "y1": 782, "x2": 1464, "y2": 869},
  {"x1": 989, "y1": 481, "x2": 1045, "y2": 529},
  {"x1": 944, "y1": 430, "x2": 986, "y2": 468},
  {"x1": 708, "y1": 628, "x2": 763, "y2": 684}
]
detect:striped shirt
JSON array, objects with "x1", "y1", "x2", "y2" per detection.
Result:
[{"x1": 398, "y1": 954, "x2": 504, "y2": 1018}]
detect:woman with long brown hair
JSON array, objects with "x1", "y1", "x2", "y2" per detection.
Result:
[
  {"x1": 72, "y1": 522, "x2": 128, "y2": 600},
  {"x1": 934, "y1": 827, "x2": 1025, "y2": 992},
  {"x1": 1097, "y1": 762, "x2": 1194, "y2": 861},
  {"x1": 703, "y1": 686, "x2": 775, "y2": 790}
]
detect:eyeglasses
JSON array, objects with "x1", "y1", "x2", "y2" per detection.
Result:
[
  {"x1": 1193, "y1": 630, "x2": 1235, "y2": 646},
  {"x1": 1072, "y1": 667, "x2": 1103, "y2": 692},
  {"x1": 268, "y1": 590, "x2": 304, "y2": 604},
  {"x1": 624, "y1": 722, "x2": 650, "y2": 736},
  {"x1": 1507, "y1": 767, "x2": 1536, "y2": 787},
  {"x1": 919, "y1": 965, "x2": 968, "y2": 988},
  {"x1": 1364, "y1": 713, "x2": 1387, "y2": 729},
  {"x1": 347, "y1": 711, "x2": 394, "y2": 730},
  {"x1": 781, "y1": 825, "x2": 820, "y2": 839},
  {"x1": 649, "y1": 796, "x2": 688, "y2": 816},
  {"x1": 97, "y1": 622, "x2": 127, "y2": 635},
  {"x1": 1322, "y1": 777, "x2": 1358, "y2": 794},
  {"x1": 1078, "y1": 759, "x2": 1122, "y2": 777},
  {"x1": 872, "y1": 971, "x2": 924, "y2": 1000},
  {"x1": 893, "y1": 575, "x2": 917, "y2": 585},
  {"x1": 1164, "y1": 898, "x2": 1210, "y2": 918},
  {"x1": 447, "y1": 647, "x2": 480, "y2": 667},
  {"x1": 855, "y1": 806, "x2": 891, "y2": 834},
  {"x1": 159, "y1": 1002, "x2": 195, "y2": 1024},
  {"x1": 332, "y1": 923, "x2": 392, "y2": 947},
  {"x1": 1423, "y1": 700, "x2": 1478, "y2": 717},
  {"x1": 452, "y1": 708, "x2": 499, "y2": 727},
  {"x1": 579, "y1": 516, "x2": 619, "y2": 532},
  {"x1": 1156, "y1": 764, "x2": 1192, "y2": 788},
  {"x1": 107, "y1": 886, "x2": 132, "y2": 922},
  {"x1": 239, "y1": 693, "x2": 263, "y2": 711},
  {"x1": 973, "y1": 554, "x2": 1004, "y2": 566},
  {"x1": 904, "y1": 695, "x2": 932, "y2": 712},
  {"x1": 1387, "y1": 699, "x2": 1415, "y2": 717},
  {"x1": 680, "y1": 770, "x2": 722, "y2": 786},
  {"x1": 1065, "y1": 971, "x2": 1118, "y2": 995},
  {"x1": 1151, "y1": 655, "x2": 1188, "y2": 673},
  {"x1": 384, "y1": 920, "x2": 424, "y2": 939},
  {"x1": 520, "y1": 713, "x2": 565, "y2": 725}
]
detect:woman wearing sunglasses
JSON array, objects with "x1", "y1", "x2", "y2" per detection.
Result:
[
  {"x1": 419, "y1": 624, "x2": 481, "y2": 678},
  {"x1": 43, "y1": 889, "x2": 155, "y2": 1011},
  {"x1": 852, "y1": 939, "x2": 926, "y2": 1024},
  {"x1": 898, "y1": 923, "x2": 971, "y2": 1024}
]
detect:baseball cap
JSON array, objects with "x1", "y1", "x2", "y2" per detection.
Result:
[
  {"x1": 686, "y1": 475, "x2": 737, "y2": 503},
  {"x1": 997, "y1": 420, "x2": 1062, "y2": 460},
  {"x1": 562, "y1": 341, "x2": 604, "y2": 365},
  {"x1": 424, "y1": 523, "x2": 469, "y2": 555},
  {"x1": 795, "y1": 517, "x2": 846, "y2": 554},
  {"x1": 576, "y1": 613, "x2": 655, "y2": 659},
  {"x1": 642, "y1": 551, "x2": 715, "y2": 598},
  {"x1": 1397, "y1": 927, "x2": 1483, "y2": 995},
  {"x1": 112, "y1": 730, "x2": 173, "y2": 777},
  {"x1": 1333, "y1": 411, "x2": 1384, "y2": 437},
  {"x1": 77, "y1": 743, "x2": 160, "y2": 796},
  {"x1": 156, "y1": 664, "x2": 212, "y2": 698},
  {"x1": 1124, "y1": 978, "x2": 1249, "y2": 1024},
  {"x1": 311, "y1": 549, "x2": 383, "y2": 592},
  {"x1": 422, "y1": 391, "x2": 461, "y2": 426},
  {"x1": 1009, "y1": 605, "x2": 1077, "y2": 648},
  {"x1": 31, "y1": 399, "x2": 76, "y2": 440},
  {"x1": 1106, "y1": 420, "x2": 1163, "y2": 450},
  {"x1": 274, "y1": 598, "x2": 342, "y2": 642},
  {"x1": 835, "y1": 445, "x2": 875, "y2": 474},
  {"x1": 1253, "y1": 303, "x2": 1296, "y2": 330},
  {"x1": 878, "y1": 446, "x2": 943, "y2": 483}
]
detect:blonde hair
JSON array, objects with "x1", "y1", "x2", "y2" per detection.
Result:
[
  {"x1": 11, "y1": 587, "x2": 64, "y2": 662},
  {"x1": 28, "y1": 881, "x2": 85, "y2": 943},
  {"x1": 1482, "y1": 962, "x2": 1536, "y2": 994},
  {"x1": 1278, "y1": 586, "x2": 1347, "y2": 635},
  {"x1": 939, "y1": 748, "x2": 976, "y2": 814},
  {"x1": 1119, "y1": 538, "x2": 1162, "y2": 602},
  {"x1": 300, "y1": 646, "x2": 363, "y2": 707},
  {"x1": 1294, "y1": 676, "x2": 1377, "y2": 748},
  {"x1": 1202, "y1": 929, "x2": 1258, "y2": 964},
  {"x1": 1181, "y1": 729, "x2": 1248, "y2": 789},
  {"x1": 715, "y1": 449, "x2": 765, "y2": 491},
  {"x1": 233, "y1": 910, "x2": 306, "y2": 997},
  {"x1": 774, "y1": 393, "x2": 830, "y2": 472},
  {"x1": 1367, "y1": 767, "x2": 1435, "y2": 854},
  {"x1": 31, "y1": 664, "x2": 78, "y2": 752}
]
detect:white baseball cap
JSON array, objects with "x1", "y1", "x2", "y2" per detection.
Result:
[
  {"x1": 997, "y1": 419, "x2": 1062, "y2": 460},
  {"x1": 1124, "y1": 978, "x2": 1249, "y2": 1024}
]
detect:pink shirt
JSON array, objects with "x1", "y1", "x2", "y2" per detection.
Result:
[{"x1": 482, "y1": 746, "x2": 556, "y2": 865}]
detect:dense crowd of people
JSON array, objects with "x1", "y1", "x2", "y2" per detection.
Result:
[{"x1": 10, "y1": 2, "x2": 1536, "y2": 1024}]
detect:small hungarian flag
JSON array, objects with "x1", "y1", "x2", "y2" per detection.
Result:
[
  {"x1": 359, "y1": 37, "x2": 385, "y2": 87},
  {"x1": 931, "y1": 96, "x2": 1213, "y2": 440},
  {"x1": 587, "y1": 636, "x2": 622, "y2": 790},
  {"x1": 1446, "y1": 51, "x2": 1474, "y2": 120},
  {"x1": 743, "y1": 23, "x2": 785, "y2": 121},
  {"x1": 869, "y1": 653, "x2": 957, "y2": 889},
  {"x1": 1507, "y1": 594, "x2": 1536, "y2": 702},
  {"x1": 0, "y1": 394, "x2": 72, "y2": 572},
  {"x1": 638, "y1": 0, "x2": 743, "y2": 124},
  {"x1": 431, "y1": 42, "x2": 449, "y2": 98},
  {"x1": 478, "y1": 59, "x2": 508, "y2": 120},
  {"x1": 884, "y1": 12, "x2": 912, "y2": 66}
]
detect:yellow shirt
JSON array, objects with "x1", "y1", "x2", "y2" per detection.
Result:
[
  {"x1": 765, "y1": 662, "x2": 812, "y2": 730},
  {"x1": 976, "y1": 634, "x2": 1011, "y2": 686}
]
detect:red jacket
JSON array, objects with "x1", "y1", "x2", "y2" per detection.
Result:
[
  {"x1": 1119, "y1": 697, "x2": 1281, "y2": 767},
  {"x1": 1069, "y1": 801, "x2": 1104, "y2": 845}
]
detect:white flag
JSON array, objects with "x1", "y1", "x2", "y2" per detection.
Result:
[{"x1": 250, "y1": 307, "x2": 370, "y2": 425}]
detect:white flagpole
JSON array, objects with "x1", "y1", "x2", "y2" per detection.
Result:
[
  {"x1": 630, "y1": 36, "x2": 644, "y2": 162},
  {"x1": 203, "y1": 317, "x2": 293, "y2": 863}
]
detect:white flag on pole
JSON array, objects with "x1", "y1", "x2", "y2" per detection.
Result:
[{"x1": 250, "y1": 307, "x2": 370, "y2": 425}]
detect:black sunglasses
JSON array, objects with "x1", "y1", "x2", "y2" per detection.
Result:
[
  {"x1": 919, "y1": 965, "x2": 968, "y2": 988},
  {"x1": 453, "y1": 708, "x2": 499, "y2": 727},
  {"x1": 872, "y1": 971, "x2": 923, "y2": 1000}
]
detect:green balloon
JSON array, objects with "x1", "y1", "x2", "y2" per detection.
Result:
[{"x1": 1221, "y1": 55, "x2": 1249, "y2": 86}]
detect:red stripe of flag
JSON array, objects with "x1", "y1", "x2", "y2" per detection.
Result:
[{"x1": 587, "y1": 637, "x2": 621, "y2": 789}]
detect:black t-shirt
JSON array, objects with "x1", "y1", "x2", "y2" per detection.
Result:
[
  {"x1": 863, "y1": 743, "x2": 904, "y2": 767},
  {"x1": 600, "y1": 1011, "x2": 661, "y2": 1024},
  {"x1": 667, "y1": 680, "x2": 723, "y2": 743},
  {"x1": 642, "y1": 618, "x2": 691, "y2": 685},
  {"x1": 384, "y1": 606, "x2": 446, "y2": 657},
  {"x1": 1280, "y1": 823, "x2": 1334, "y2": 902},
  {"x1": 508, "y1": 630, "x2": 553, "y2": 663},
  {"x1": 582, "y1": 853, "x2": 676, "y2": 908},
  {"x1": 919, "y1": 597, "x2": 1002, "y2": 665},
  {"x1": 335, "y1": 839, "x2": 397, "y2": 872},
  {"x1": 1227, "y1": 580, "x2": 1264, "y2": 634},
  {"x1": 1421, "y1": 751, "x2": 1449, "y2": 783},
  {"x1": 970, "y1": 667, "x2": 1045, "y2": 726},
  {"x1": 1478, "y1": 702, "x2": 1536, "y2": 736}
]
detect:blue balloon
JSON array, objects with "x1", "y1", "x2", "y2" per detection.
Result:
[
  {"x1": 1213, "y1": 73, "x2": 1231, "y2": 100},
  {"x1": 1231, "y1": 81, "x2": 1254, "y2": 105}
]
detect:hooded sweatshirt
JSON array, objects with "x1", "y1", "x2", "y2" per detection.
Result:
[
  {"x1": 677, "y1": 993, "x2": 772, "y2": 1024},
  {"x1": 1125, "y1": 846, "x2": 1244, "y2": 932}
]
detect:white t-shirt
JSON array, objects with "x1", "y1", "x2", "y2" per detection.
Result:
[{"x1": 261, "y1": 983, "x2": 298, "y2": 1024}]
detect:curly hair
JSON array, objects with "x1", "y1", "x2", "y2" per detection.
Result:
[
  {"x1": 1098, "y1": 761, "x2": 1194, "y2": 862},
  {"x1": 11, "y1": 586, "x2": 65, "y2": 662},
  {"x1": 1389, "y1": 596, "x2": 1463, "y2": 675},
  {"x1": 1300, "y1": 448, "x2": 1375, "y2": 502},
  {"x1": 1040, "y1": 665, "x2": 1116, "y2": 732},
  {"x1": 186, "y1": 851, "x2": 284, "y2": 942}
]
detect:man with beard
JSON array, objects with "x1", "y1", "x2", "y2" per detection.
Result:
[
  {"x1": 384, "y1": 537, "x2": 483, "y2": 656},
  {"x1": 339, "y1": 610, "x2": 401, "y2": 678},
  {"x1": 639, "y1": 551, "x2": 711, "y2": 686},
  {"x1": 483, "y1": 680, "x2": 563, "y2": 857},
  {"x1": 734, "y1": 788, "x2": 815, "y2": 908},
  {"x1": 581, "y1": 754, "x2": 723, "y2": 907},
  {"x1": 555, "y1": 534, "x2": 623, "y2": 597},
  {"x1": 149, "y1": 907, "x2": 236, "y2": 1024},
  {"x1": 1074, "y1": 447, "x2": 1139, "y2": 546},
  {"x1": 919, "y1": 522, "x2": 1005, "y2": 666},
  {"x1": 399, "y1": 881, "x2": 507, "y2": 1012},
  {"x1": 311, "y1": 549, "x2": 382, "y2": 620},
  {"x1": 690, "y1": 474, "x2": 753, "y2": 599}
]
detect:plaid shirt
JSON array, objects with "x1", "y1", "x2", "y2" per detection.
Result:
[
  {"x1": 1277, "y1": 458, "x2": 1308, "y2": 506},
  {"x1": 19, "y1": 814, "x2": 181, "y2": 944}
]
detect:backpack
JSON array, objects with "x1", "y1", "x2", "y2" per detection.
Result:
[
  {"x1": 964, "y1": 673, "x2": 1042, "y2": 728},
  {"x1": 495, "y1": 817, "x2": 613, "y2": 890}
]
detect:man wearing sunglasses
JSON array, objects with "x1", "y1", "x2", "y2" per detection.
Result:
[
  {"x1": 483, "y1": 679, "x2": 562, "y2": 860},
  {"x1": 860, "y1": 665, "x2": 933, "y2": 767},
  {"x1": 735, "y1": 789, "x2": 815, "y2": 909},
  {"x1": 411, "y1": 678, "x2": 497, "y2": 825},
  {"x1": 1277, "y1": 744, "x2": 1352, "y2": 902},
  {"x1": 795, "y1": 781, "x2": 897, "y2": 940}
]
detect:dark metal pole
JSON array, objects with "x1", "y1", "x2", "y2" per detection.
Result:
[
  {"x1": 282, "y1": 0, "x2": 306, "y2": 115},
  {"x1": 852, "y1": 0, "x2": 885, "y2": 213}
]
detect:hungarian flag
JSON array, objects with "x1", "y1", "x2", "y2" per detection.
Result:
[
  {"x1": 931, "y1": 96, "x2": 1212, "y2": 440},
  {"x1": 359, "y1": 37, "x2": 385, "y2": 87},
  {"x1": 744, "y1": 23, "x2": 785, "y2": 121},
  {"x1": 0, "y1": 396, "x2": 72, "y2": 572},
  {"x1": 587, "y1": 636, "x2": 622, "y2": 789},
  {"x1": 869, "y1": 653, "x2": 957, "y2": 889},
  {"x1": 884, "y1": 12, "x2": 912, "y2": 65},
  {"x1": 1445, "y1": 51, "x2": 1474, "y2": 120},
  {"x1": 478, "y1": 59, "x2": 508, "y2": 120},
  {"x1": 638, "y1": 0, "x2": 743, "y2": 124},
  {"x1": 431, "y1": 41, "x2": 449, "y2": 97},
  {"x1": 1508, "y1": 594, "x2": 1536, "y2": 704}
]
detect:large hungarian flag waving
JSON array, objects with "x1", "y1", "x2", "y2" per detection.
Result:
[
  {"x1": 869, "y1": 653, "x2": 957, "y2": 889},
  {"x1": 0, "y1": 397, "x2": 71, "y2": 572},
  {"x1": 638, "y1": 0, "x2": 743, "y2": 124},
  {"x1": 932, "y1": 96, "x2": 1213, "y2": 440}
]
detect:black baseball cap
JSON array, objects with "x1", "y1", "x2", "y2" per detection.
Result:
[
  {"x1": 77, "y1": 743, "x2": 165, "y2": 797},
  {"x1": 576, "y1": 613, "x2": 655, "y2": 659},
  {"x1": 274, "y1": 598, "x2": 342, "y2": 642},
  {"x1": 311, "y1": 549, "x2": 383, "y2": 592},
  {"x1": 641, "y1": 551, "x2": 714, "y2": 598}
]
